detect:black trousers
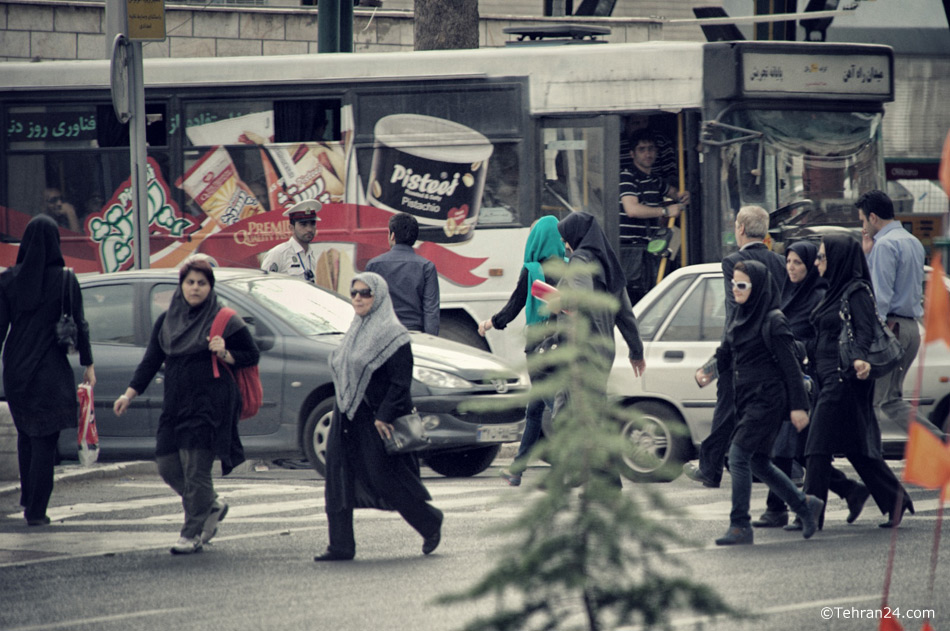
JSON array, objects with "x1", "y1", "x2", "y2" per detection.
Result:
[
  {"x1": 17, "y1": 431, "x2": 59, "y2": 521},
  {"x1": 804, "y1": 453, "x2": 904, "y2": 527},
  {"x1": 765, "y1": 456, "x2": 858, "y2": 513},
  {"x1": 697, "y1": 367, "x2": 735, "y2": 484},
  {"x1": 326, "y1": 499, "x2": 442, "y2": 557}
]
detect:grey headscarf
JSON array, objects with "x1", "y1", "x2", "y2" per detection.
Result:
[{"x1": 329, "y1": 272, "x2": 411, "y2": 419}]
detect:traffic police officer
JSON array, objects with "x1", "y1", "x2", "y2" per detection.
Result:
[{"x1": 260, "y1": 200, "x2": 321, "y2": 283}]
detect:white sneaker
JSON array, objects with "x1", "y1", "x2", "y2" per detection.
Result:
[
  {"x1": 201, "y1": 501, "x2": 229, "y2": 544},
  {"x1": 170, "y1": 536, "x2": 203, "y2": 555}
]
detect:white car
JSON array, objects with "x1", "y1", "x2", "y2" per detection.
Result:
[{"x1": 610, "y1": 262, "x2": 950, "y2": 481}]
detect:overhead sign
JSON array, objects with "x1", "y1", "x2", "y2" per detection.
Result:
[
  {"x1": 126, "y1": 0, "x2": 165, "y2": 41},
  {"x1": 741, "y1": 51, "x2": 892, "y2": 98}
]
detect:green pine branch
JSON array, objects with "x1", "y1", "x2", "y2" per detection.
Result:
[{"x1": 445, "y1": 260, "x2": 746, "y2": 631}]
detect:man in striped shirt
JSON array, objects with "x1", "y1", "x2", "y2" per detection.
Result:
[{"x1": 618, "y1": 128, "x2": 689, "y2": 304}]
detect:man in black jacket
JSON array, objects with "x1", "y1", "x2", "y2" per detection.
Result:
[{"x1": 685, "y1": 206, "x2": 785, "y2": 489}]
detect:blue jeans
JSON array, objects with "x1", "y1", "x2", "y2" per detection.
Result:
[
  {"x1": 728, "y1": 442, "x2": 808, "y2": 528},
  {"x1": 510, "y1": 394, "x2": 554, "y2": 475}
]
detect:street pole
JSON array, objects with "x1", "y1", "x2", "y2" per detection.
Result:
[
  {"x1": 128, "y1": 41, "x2": 150, "y2": 269},
  {"x1": 317, "y1": 0, "x2": 353, "y2": 53},
  {"x1": 318, "y1": 0, "x2": 341, "y2": 53},
  {"x1": 107, "y1": 0, "x2": 164, "y2": 270}
]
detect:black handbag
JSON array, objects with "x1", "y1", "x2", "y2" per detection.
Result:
[
  {"x1": 837, "y1": 283, "x2": 903, "y2": 380},
  {"x1": 55, "y1": 268, "x2": 78, "y2": 354},
  {"x1": 381, "y1": 411, "x2": 430, "y2": 455}
]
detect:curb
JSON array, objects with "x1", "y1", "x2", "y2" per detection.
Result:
[{"x1": 0, "y1": 460, "x2": 157, "y2": 497}]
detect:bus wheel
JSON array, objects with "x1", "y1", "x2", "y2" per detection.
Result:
[
  {"x1": 618, "y1": 401, "x2": 690, "y2": 482},
  {"x1": 424, "y1": 445, "x2": 500, "y2": 477},
  {"x1": 438, "y1": 315, "x2": 489, "y2": 352},
  {"x1": 303, "y1": 397, "x2": 334, "y2": 478}
]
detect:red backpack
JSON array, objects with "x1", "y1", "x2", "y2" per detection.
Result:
[{"x1": 210, "y1": 307, "x2": 263, "y2": 420}]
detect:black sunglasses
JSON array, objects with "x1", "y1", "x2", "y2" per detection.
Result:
[{"x1": 350, "y1": 288, "x2": 373, "y2": 298}]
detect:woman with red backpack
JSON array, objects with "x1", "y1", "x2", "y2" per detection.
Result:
[{"x1": 113, "y1": 257, "x2": 259, "y2": 554}]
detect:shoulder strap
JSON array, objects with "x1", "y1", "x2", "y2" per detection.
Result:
[
  {"x1": 61, "y1": 268, "x2": 74, "y2": 317},
  {"x1": 761, "y1": 309, "x2": 784, "y2": 363},
  {"x1": 210, "y1": 307, "x2": 236, "y2": 338},
  {"x1": 210, "y1": 307, "x2": 237, "y2": 378}
]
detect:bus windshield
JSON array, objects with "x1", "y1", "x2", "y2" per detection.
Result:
[{"x1": 718, "y1": 109, "x2": 884, "y2": 247}]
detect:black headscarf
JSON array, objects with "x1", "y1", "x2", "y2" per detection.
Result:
[
  {"x1": 727, "y1": 259, "x2": 779, "y2": 348},
  {"x1": 10, "y1": 215, "x2": 65, "y2": 314},
  {"x1": 811, "y1": 234, "x2": 871, "y2": 321},
  {"x1": 159, "y1": 263, "x2": 242, "y2": 357},
  {"x1": 557, "y1": 212, "x2": 626, "y2": 294},
  {"x1": 780, "y1": 241, "x2": 827, "y2": 333}
]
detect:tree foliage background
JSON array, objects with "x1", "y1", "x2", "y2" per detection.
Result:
[
  {"x1": 414, "y1": 0, "x2": 479, "y2": 50},
  {"x1": 443, "y1": 260, "x2": 744, "y2": 631}
]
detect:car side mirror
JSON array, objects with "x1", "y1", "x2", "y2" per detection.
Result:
[{"x1": 244, "y1": 316, "x2": 275, "y2": 352}]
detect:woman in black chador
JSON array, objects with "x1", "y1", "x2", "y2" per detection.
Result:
[
  {"x1": 317, "y1": 272, "x2": 443, "y2": 561},
  {"x1": 803, "y1": 235, "x2": 913, "y2": 529},
  {"x1": 715, "y1": 260, "x2": 823, "y2": 546},
  {"x1": 0, "y1": 215, "x2": 95, "y2": 526}
]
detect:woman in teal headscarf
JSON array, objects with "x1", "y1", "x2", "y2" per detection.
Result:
[{"x1": 479, "y1": 215, "x2": 566, "y2": 486}]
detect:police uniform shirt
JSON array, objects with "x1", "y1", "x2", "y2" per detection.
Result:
[
  {"x1": 260, "y1": 237, "x2": 317, "y2": 283},
  {"x1": 619, "y1": 167, "x2": 667, "y2": 244}
]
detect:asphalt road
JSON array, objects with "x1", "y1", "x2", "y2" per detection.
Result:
[{"x1": 0, "y1": 457, "x2": 946, "y2": 631}]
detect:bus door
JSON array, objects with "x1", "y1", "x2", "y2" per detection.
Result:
[{"x1": 539, "y1": 116, "x2": 621, "y2": 246}]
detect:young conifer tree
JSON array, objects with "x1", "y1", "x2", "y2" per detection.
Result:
[{"x1": 442, "y1": 259, "x2": 742, "y2": 631}]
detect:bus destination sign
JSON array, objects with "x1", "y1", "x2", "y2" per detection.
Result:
[{"x1": 742, "y1": 51, "x2": 892, "y2": 98}]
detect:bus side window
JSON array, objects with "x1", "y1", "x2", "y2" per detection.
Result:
[
  {"x1": 274, "y1": 100, "x2": 342, "y2": 143},
  {"x1": 96, "y1": 104, "x2": 167, "y2": 148}
]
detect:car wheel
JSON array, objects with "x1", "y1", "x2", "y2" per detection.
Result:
[
  {"x1": 303, "y1": 397, "x2": 335, "y2": 478},
  {"x1": 424, "y1": 445, "x2": 501, "y2": 477},
  {"x1": 618, "y1": 401, "x2": 690, "y2": 482},
  {"x1": 438, "y1": 316, "x2": 490, "y2": 352}
]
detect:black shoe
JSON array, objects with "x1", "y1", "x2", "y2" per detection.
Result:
[
  {"x1": 783, "y1": 517, "x2": 802, "y2": 531},
  {"x1": 799, "y1": 495, "x2": 824, "y2": 540},
  {"x1": 25, "y1": 516, "x2": 50, "y2": 527},
  {"x1": 422, "y1": 529, "x2": 441, "y2": 555},
  {"x1": 879, "y1": 497, "x2": 915, "y2": 529},
  {"x1": 715, "y1": 526, "x2": 753, "y2": 546},
  {"x1": 313, "y1": 549, "x2": 354, "y2": 562},
  {"x1": 752, "y1": 511, "x2": 789, "y2": 528},
  {"x1": 682, "y1": 463, "x2": 720, "y2": 488},
  {"x1": 845, "y1": 484, "x2": 870, "y2": 524}
]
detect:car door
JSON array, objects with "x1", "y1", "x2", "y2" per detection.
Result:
[
  {"x1": 640, "y1": 272, "x2": 725, "y2": 443},
  {"x1": 78, "y1": 280, "x2": 155, "y2": 438}
]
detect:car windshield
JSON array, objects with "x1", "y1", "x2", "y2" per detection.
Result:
[{"x1": 223, "y1": 276, "x2": 353, "y2": 335}]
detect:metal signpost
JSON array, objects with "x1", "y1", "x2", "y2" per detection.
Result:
[{"x1": 108, "y1": 0, "x2": 165, "y2": 269}]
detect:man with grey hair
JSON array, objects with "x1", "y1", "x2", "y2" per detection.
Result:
[{"x1": 685, "y1": 206, "x2": 787, "y2": 490}]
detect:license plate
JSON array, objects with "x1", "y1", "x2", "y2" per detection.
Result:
[{"x1": 476, "y1": 423, "x2": 521, "y2": 443}]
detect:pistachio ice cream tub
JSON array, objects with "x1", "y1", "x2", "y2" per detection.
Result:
[{"x1": 367, "y1": 114, "x2": 494, "y2": 243}]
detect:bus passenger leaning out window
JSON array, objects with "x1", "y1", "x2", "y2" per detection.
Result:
[{"x1": 618, "y1": 129, "x2": 689, "y2": 306}]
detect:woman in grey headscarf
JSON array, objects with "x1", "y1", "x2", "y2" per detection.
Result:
[{"x1": 317, "y1": 272, "x2": 443, "y2": 561}]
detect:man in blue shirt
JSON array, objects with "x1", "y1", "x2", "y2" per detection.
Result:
[
  {"x1": 366, "y1": 213, "x2": 440, "y2": 335},
  {"x1": 858, "y1": 190, "x2": 943, "y2": 438}
]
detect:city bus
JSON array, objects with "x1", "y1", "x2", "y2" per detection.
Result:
[{"x1": 0, "y1": 40, "x2": 894, "y2": 365}]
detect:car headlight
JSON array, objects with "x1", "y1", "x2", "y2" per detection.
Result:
[{"x1": 412, "y1": 366, "x2": 473, "y2": 390}]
